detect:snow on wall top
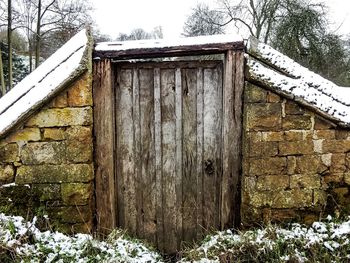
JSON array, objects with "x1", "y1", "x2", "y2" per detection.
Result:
[
  {"x1": 0, "y1": 29, "x2": 90, "y2": 138},
  {"x1": 247, "y1": 37, "x2": 350, "y2": 126},
  {"x1": 95, "y1": 34, "x2": 243, "y2": 52}
]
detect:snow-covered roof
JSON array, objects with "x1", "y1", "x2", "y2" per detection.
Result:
[
  {"x1": 246, "y1": 37, "x2": 350, "y2": 127},
  {"x1": 0, "y1": 29, "x2": 91, "y2": 138}
]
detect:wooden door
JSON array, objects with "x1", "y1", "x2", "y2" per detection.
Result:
[{"x1": 94, "y1": 52, "x2": 244, "y2": 253}]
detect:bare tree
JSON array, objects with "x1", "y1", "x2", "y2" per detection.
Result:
[
  {"x1": 8, "y1": 0, "x2": 13, "y2": 89},
  {"x1": 183, "y1": 3, "x2": 225, "y2": 37},
  {"x1": 0, "y1": 45, "x2": 5, "y2": 96},
  {"x1": 117, "y1": 27, "x2": 163, "y2": 41}
]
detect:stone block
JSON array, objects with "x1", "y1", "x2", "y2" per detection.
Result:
[
  {"x1": 59, "y1": 205, "x2": 93, "y2": 223},
  {"x1": 0, "y1": 165, "x2": 15, "y2": 183},
  {"x1": 5, "y1": 128, "x2": 41, "y2": 143},
  {"x1": 279, "y1": 141, "x2": 314, "y2": 155},
  {"x1": 249, "y1": 157, "x2": 287, "y2": 175},
  {"x1": 43, "y1": 128, "x2": 65, "y2": 140},
  {"x1": 26, "y1": 107, "x2": 92, "y2": 127},
  {"x1": 0, "y1": 143, "x2": 19, "y2": 163},
  {"x1": 244, "y1": 83, "x2": 267, "y2": 103},
  {"x1": 67, "y1": 76, "x2": 93, "y2": 107},
  {"x1": 313, "y1": 190, "x2": 327, "y2": 206},
  {"x1": 314, "y1": 117, "x2": 335, "y2": 130},
  {"x1": 48, "y1": 92, "x2": 68, "y2": 108},
  {"x1": 66, "y1": 140, "x2": 93, "y2": 163},
  {"x1": 272, "y1": 189, "x2": 313, "y2": 208},
  {"x1": 256, "y1": 175, "x2": 289, "y2": 190},
  {"x1": 245, "y1": 103, "x2": 282, "y2": 131},
  {"x1": 335, "y1": 130, "x2": 350, "y2": 140},
  {"x1": 313, "y1": 130, "x2": 335, "y2": 140},
  {"x1": 285, "y1": 101, "x2": 305, "y2": 115},
  {"x1": 267, "y1": 92, "x2": 280, "y2": 103},
  {"x1": 295, "y1": 155, "x2": 327, "y2": 174},
  {"x1": 65, "y1": 126, "x2": 92, "y2": 141},
  {"x1": 21, "y1": 142, "x2": 66, "y2": 165},
  {"x1": 282, "y1": 115, "x2": 312, "y2": 130},
  {"x1": 290, "y1": 174, "x2": 321, "y2": 189},
  {"x1": 261, "y1": 131, "x2": 284, "y2": 142},
  {"x1": 330, "y1": 154, "x2": 346, "y2": 173},
  {"x1": 323, "y1": 140, "x2": 350, "y2": 153},
  {"x1": 61, "y1": 183, "x2": 92, "y2": 205},
  {"x1": 32, "y1": 184, "x2": 61, "y2": 201},
  {"x1": 248, "y1": 191, "x2": 272, "y2": 207},
  {"x1": 286, "y1": 131, "x2": 312, "y2": 141},
  {"x1": 246, "y1": 132, "x2": 263, "y2": 142},
  {"x1": 324, "y1": 173, "x2": 344, "y2": 184},
  {"x1": 249, "y1": 141, "x2": 278, "y2": 157},
  {"x1": 16, "y1": 164, "x2": 93, "y2": 184}
]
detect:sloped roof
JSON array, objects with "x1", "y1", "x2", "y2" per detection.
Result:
[
  {"x1": 246, "y1": 37, "x2": 350, "y2": 127},
  {"x1": 0, "y1": 29, "x2": 90, "y2": 138}
]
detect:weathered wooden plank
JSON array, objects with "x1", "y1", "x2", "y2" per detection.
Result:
[
  {"x1": 116, "y1": 61, "x2": 222, "y2": 70},
  {"x1": 139, "y1": 68, "x2": 157, "y2": 243},
  {"x1": 153, "y1": 68, "x2": 164, "y2": 250},
  {"x1": 232, "y1": 51, "x2": 244, "y2": 227},
  {"x1": 132, "y1": 68, "x2": 142, "y2": 237},
  {"x1": 160, "y1": 68, "x2": 177, "y2": 253},
  {"x1": 196, "y1": 68, "x2": 204, "y2": 240},
  {"x1": 202, "y1": 66, "x2": 222, "y2": 231},
  {"x1": 94, "y1": 42, "x2": 245, "y2": 60},
  {"x1": 182, "y1": 68, "x2": 198, "y2": 243},
  {"x1": 116, "y1": 68, "x2": 137, "y2": 234},
  {"x1": 175, "y1": 68, "x2": 183, "y2": 248},
  {"x1": 221, "y1": 50, "x2": 235, "y2": 229},
  {"x1": 93, "y1": 59, "x2": 116, "y2": 235}
]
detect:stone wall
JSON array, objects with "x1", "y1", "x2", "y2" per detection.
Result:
[
  {"x1": 0, "y1": 72, "x2": 94, "y2": 233},
  {"x1": 242, "y1": 82, "x2": 350, "y2": 226}
]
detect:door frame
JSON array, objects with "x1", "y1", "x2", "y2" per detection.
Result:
[{"x1": 93, "y1": 45, "x2": 245, "y2": 239}]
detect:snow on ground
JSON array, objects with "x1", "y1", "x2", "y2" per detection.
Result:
[
  {"x1": 0, "y1": 213, "x2": 163, "y2": 263},
  {"x1": 180, "y1": 215, "x2": 350, "y2": 263},
  {"x1": 248, "y1": 40, "x2": 350, "y2": 124},
  {"x1": 2, "y1": 213, "x2": 350, "y2": 262}
]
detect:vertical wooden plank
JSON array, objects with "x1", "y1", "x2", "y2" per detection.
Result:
[
  {"x1": 93, "y1": 59, "x2": 116, "y2": 235},
  {"x1": 115, "y1": 68, "x2": 137, "y2": 234},
  {"x1": 154, "y1": 68, "x2": 164, "y2": 250},
  {"x1": 175, "y1": 68, "x2": 183, "y2": 248},
  {"x1": 202, "y1": 66, "x2": 222, "y2": 231},
  {"x1": 233, "y1": 51, "x2": 244, "y2": 227},
  {"x1": 182, "y1": 68, "x2": 198, "y2": 243},
  {"x1": 161, "y1": 68, "x2": 177, "y2": 253},
  {"x1": 196, "y1": 68, "x2": 204, "y2": 239},
  {"x1": 139, "y1": 68, "x2": 156, "y2": 243},
  {"x1": 221, "y1": 50, "x2": 235, "y2": 229},
  {"x1": 132, "y1": 68, "x2": 142, "y2": 237}
]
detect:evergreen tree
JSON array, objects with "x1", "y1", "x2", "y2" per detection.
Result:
[{"x1": 0, "y1": 41, "x2": 28, "y2": 96}]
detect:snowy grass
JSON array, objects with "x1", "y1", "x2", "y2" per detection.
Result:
[
  {"x1": 180, "y1": 215, "x2": 350, "y2": 263},
  {"x1": 2, "y1": 213, "x2": 350, "y2": 262},
  {"x1": 0, "y1": 213, "x2": 163, "y2": 263}
]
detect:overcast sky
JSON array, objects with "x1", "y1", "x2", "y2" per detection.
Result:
[{"x1": 92, "y1": 0, "x2": 350, "y2": 39}]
